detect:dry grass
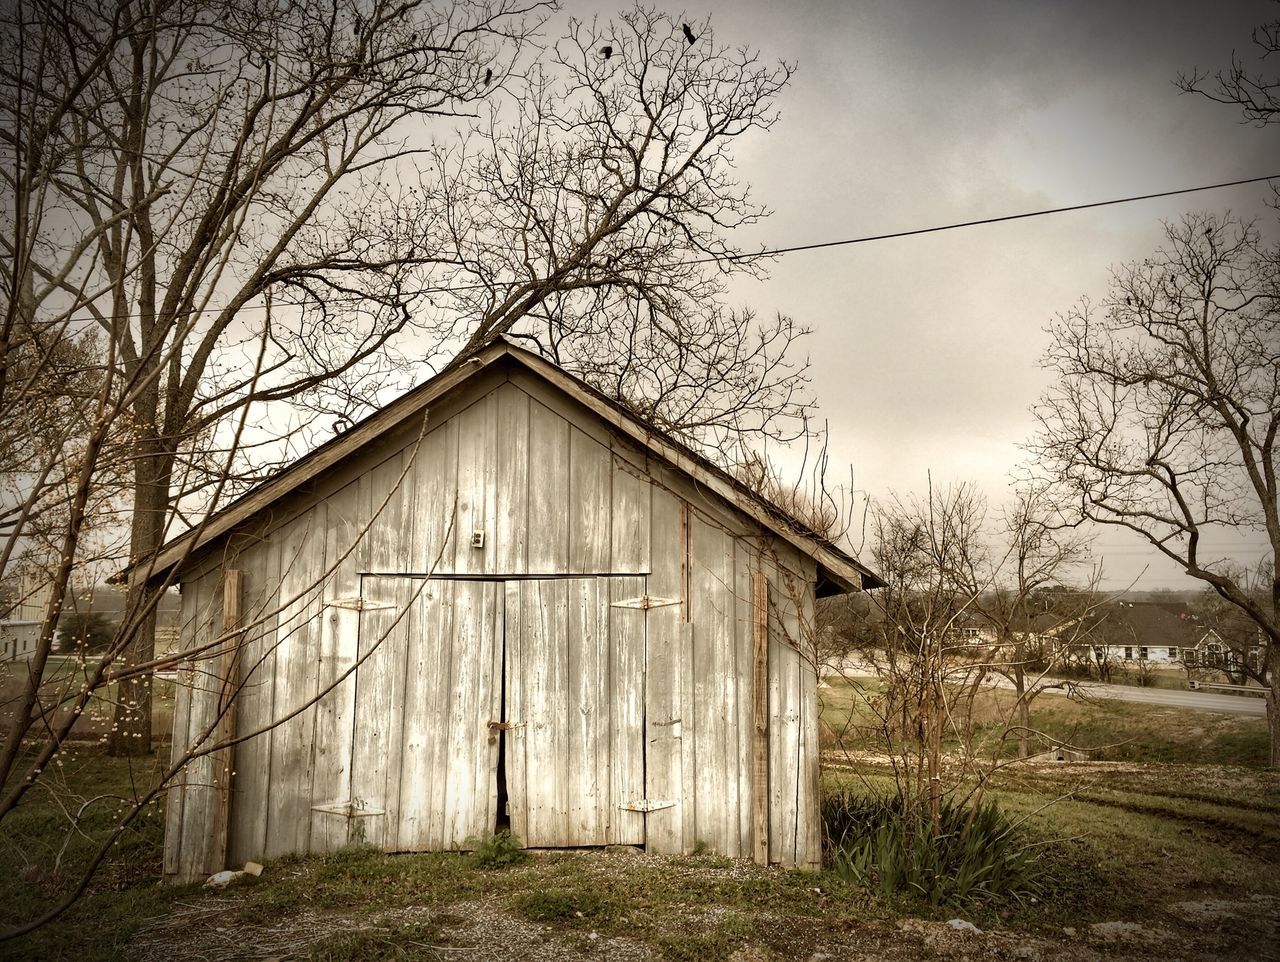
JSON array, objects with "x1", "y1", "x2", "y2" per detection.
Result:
[{"x1": 818, "y1": 677, "x2": 1270, "y2": 767}]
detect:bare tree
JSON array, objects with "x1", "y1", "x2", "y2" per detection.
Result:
[
  {"x1": 1178, "y1": 7, "x2": 1280, "y2": 127},
  {"x1": 419, "y1": 7, "x2": 809, "y2": 451},
  {"x1": 0, "y1": 1, "x2": 817, "y2": 931},
  {"x1": 864, "y1": 482, "x2": 988, "y2": 828},
  {"x1": 1193, "y1": 559, "x2": 1274, "y2": 684},
  {"x1": 819, "y1": 480, "x2": 1105, "y2": 829},
  {"x1": 971, "y1": 487, "x2": 1100, "y2": 758},
  {"x1": 1, "y1": 0, "x2": 554, "y2": 761},
  {"x1": 2, "y1": 1, "x2": 810, "y2": 769},
  {"x1": 1031, "y1": 212, "x2": 1280, "y2": 764}
]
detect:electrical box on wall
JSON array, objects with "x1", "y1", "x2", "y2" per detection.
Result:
[{"x1": 470, "y1": 530, "x2": 485, "y2": 549}]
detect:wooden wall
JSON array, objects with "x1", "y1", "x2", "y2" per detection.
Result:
[{"x1": 164, "y1": 367, "x2": 825, "y2": 881}]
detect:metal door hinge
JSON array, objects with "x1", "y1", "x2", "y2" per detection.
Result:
[
  {"x1": 326, "y1": 597, "x2": 397, "y2": 611},
  {"x1": 620, "y1": 799, "x2": 676, "y2": 813},
  {"x1": 488, "y1": 720, "x2": 524, "y2": 731},
  {"x1": 610, "y1": 595, "x2": 681, "y2": 610},
  {"x1": 311, "y1": 800, "x2": 385, "y2": 817}
]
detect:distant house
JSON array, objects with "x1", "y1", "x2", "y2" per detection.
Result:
[
  {"x1": 0, "y1": 618, "x2": 40, "y2": 663},
  {"x1": 950, "y1": 610, "x2": 1070, "y2": 652},
  {"x1": 0, "y1": 572, "x2": 52, "y2": 663},
  {"x1": 1095, "y1": 602, "x2": 1206, "y2": 665},
  {"x1": 1180, "y1": 625, "x2": 1265, "y2": 673}
]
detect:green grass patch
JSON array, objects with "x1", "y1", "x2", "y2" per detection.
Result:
[
  {"x1": 465, "y1": 830, "x2": 529, "y2": 869},
  {"x1": 0, "y1": 747, "x2": 172, "y2": 961},
  {"x1": 1027, "y1": 698, "x2": 1269, "y2": 767},
  {"x1": 511, "y1": 886, "x2": 623, "y2": 924},
  {"x1": 4, "y1": 743, "x2": 1279, "y2": 959}
]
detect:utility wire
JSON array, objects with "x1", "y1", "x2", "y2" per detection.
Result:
[
  {"x1": 706, "y1": 172, "x2": 1280, "y2": 263},
  {"x1": 49, "y1": 172, "x2": 1280, "y2": 319}
]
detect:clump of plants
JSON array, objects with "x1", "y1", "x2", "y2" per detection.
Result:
[
  {"x1": 822, "y1": 791, "x2": 1047, "y2": 907},
  {"x1": 465, "y1": 830, "x2": 528, "y2": 869},
  {"x1": 512, "y1": 887, "x2": 621, "y2": 925}
]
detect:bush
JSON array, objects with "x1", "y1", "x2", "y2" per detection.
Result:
[
  {"x1": 465, "y1": 830, "x2": 528, "y2": 869},
  {"x1": 822, "y1": 791, "x2": 1047, "y2": 907},
  {"x1": 56, "y1": 610, "x2": 117, "y2": 654}
]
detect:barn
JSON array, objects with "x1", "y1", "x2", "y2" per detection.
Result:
[{"x1": 147, "y1": 339, "x2": 881, "y2": 883}]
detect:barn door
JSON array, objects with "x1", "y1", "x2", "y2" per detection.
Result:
[
  {"x1": 350, "y1": 576, "x2": 502, "y2": 851},
  {"x1": 502, "y1": 577, "x2": 646, "y2": 847}
]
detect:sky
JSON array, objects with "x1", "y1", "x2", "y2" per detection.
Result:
[{"x1": 555, "y1": 0, "x2": 1280, "y2": 591}]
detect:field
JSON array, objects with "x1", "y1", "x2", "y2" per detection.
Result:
[
  {"x1": 0, "y1": 690, "x2": 1277, "y2": 961},
  {"x1": 817, "y1": 676, "x2": 1271, "y2": 767},
  {"x1": 0, "y1": 656, "x2": 176, "y2": 742}
]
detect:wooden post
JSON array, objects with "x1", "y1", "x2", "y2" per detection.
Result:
[
  {"x1": 679, "y1": 500, "x2": 691, "y2": 623},
  {"x1": 208, "y1": 568, "x2": 243, "y2": 872},
  {"x1": 751, "y1": 572, "x2": 769, "y2": 865}
]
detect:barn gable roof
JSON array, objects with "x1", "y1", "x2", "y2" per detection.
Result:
[{"x1": 130, "y1": 340, "x2": 884, "y2": 593}]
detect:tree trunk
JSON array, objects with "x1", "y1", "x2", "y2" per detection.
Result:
[
  {"x1": 1013, "y1": 653, "x2": 1030, "y2": 759},
  {"x1": 1267, "y1": 643, "x2": 1280, "y2": 769},
  {"x1": 107, "y1": 436, "x2": 171, "y2": 757},
  {"x1": 926, "y1": 662, "x2": 942, "y2": 831}
]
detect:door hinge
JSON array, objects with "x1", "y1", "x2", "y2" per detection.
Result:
[
  {"x1": 620, "y1": 799, "x2": 676, "y2": 813},
  {"x1": 488, "y1": 720, "x2": 524, "y2": 731},
  {"x1": 326, "y1": 597, "x2": 397, "y2": 611},
  {"x1": 311, "y1": 800, "x2": 385, "y2": 817},
  {"x1": 610, "y1": 595, "x2": 681, "y2": 610}
]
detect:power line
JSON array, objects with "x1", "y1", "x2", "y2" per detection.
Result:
[
  {"x1": 50, "y1": 172, "x2": 1280, "y2": 319},
  {"x1": 708, "y1": 172, "x2": 1280, "y2": 263}
]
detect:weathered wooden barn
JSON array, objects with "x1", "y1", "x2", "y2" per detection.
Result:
[{"x1": 150, "y1": 340, "x2": 881, "y2": 883}]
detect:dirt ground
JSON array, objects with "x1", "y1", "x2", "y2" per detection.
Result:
[{"x1": 121, "y1": 849, "x2": 1279, "y2": 962}]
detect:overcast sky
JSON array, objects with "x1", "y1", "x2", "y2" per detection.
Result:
[{"x1": 555, "y1": 0, "x2": 1280, "y2": 590}]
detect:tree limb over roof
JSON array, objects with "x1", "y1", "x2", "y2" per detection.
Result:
[{"x1": 119, "y1": 339, "x2": 884, "y2": 593}]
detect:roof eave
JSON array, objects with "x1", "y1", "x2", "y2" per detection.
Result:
[{"x1": 122, "y1": 339, "x2": 885, "y2": 593}]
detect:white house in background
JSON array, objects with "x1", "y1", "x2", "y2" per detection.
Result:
[
  {"x1": 1179, "y1": 627, "x2": 1265, "y2": 673},
  {"x1": 1096, "y1": 601, "x2": 1205, "y2": 665},
  {"x1": 0, "y1": 618, "x2": 40, "y2": 662},
  {"x1": 1, "y1": 571, "x2": 52, "y2": 662},
  {"x1": 1094, "y1": 601, "x2": 1266, "y2": 674}
]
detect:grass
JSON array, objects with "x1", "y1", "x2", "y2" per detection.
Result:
[
  {"x1": 466, "y1": 829, "x2": 529, "y2": 869},
  {"x1": 0, "y1": 746, "x2": 171, "y2": 961},
  {"x1": 818, "y1": 676, "x2": 1271, "y2": 767},
  {"x1": 1021, "y1": 696, "x2": 1269, "y2": 766},
  {"x1": 0, "y1": 657, "x2": 176, "y2": 742},
  {"x1": 512, "y1": 887, "x2": 624, "y2": 924},
  {"x1": 823, "y1": 792, "x2": 1049, "y2": 906},
  {"x1": 307, "y1": 919, "x2": 455, "y2": 961},
  {"x1": 2, "y1": 692, "x2": 1278, "y2": 960}
]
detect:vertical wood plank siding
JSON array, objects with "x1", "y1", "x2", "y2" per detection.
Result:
[
  {"x1": 643, "y1": 486, "x2": 686, "y2": 854},
  {"x1": 165, "y1": 373, "x2": 830, "y2": 880},
  {"x1": 227, "y1": 531, "x2": 281, "y2": 865}
]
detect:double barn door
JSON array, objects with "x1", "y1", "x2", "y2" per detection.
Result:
[{"x1": 349, "y1": 575, "x2": 650, "y2": 851}]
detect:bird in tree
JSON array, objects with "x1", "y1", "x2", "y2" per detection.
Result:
[
  {"x1": 600, "y1": 44, "x2": 613, "y2": 59},
  {"x1": 484, "y1": 67, "x2": 493, "y2": 85},
  {"x1": 682, "y1": 22, "x2": 697, "y2": 44}
]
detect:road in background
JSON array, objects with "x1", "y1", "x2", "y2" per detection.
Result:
[
  {"x1": 824, "y1": 661, "x2": 1267, "y2": 718},
  {"x1": 1061, "y1": 679, "x2": 1266, "y2": 717}
]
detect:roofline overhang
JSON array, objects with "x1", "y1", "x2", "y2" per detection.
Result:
[{"x1": 118, "y1": 341, "x2": 884, "y2": 593}]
